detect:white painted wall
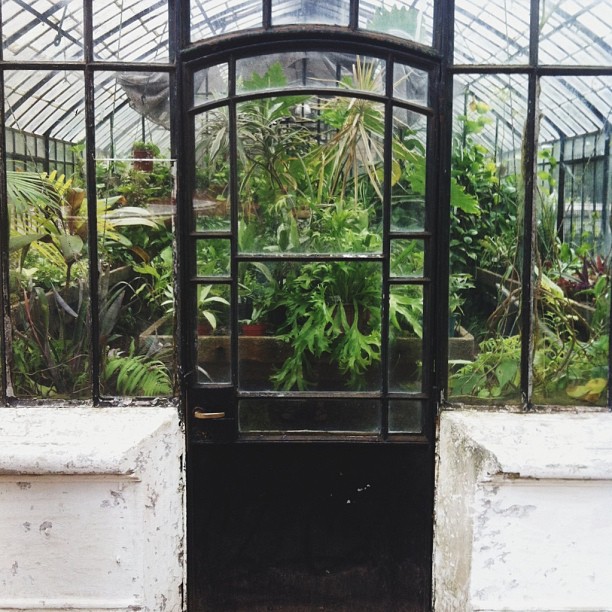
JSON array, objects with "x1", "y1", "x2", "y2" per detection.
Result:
[
  {"x1": 0, "y1": 406, "x2": 184, "y2": 612},
  {"x1": 433, "y1": 410, "x2": 612, "y2": 612}
]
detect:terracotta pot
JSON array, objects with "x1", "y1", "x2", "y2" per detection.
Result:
[
  {"x1": 133, "y1": 148, "x2": 154, "y2": 172},
  {"x1": 197, "y1": 320, "x2": 214, "y2": 336},
  {"x1": 241, "y1": 322, "x2": 268, "y2": 336}
]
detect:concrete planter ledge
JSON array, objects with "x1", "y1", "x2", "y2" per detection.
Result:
[
  {"x1": 433, "y1": 410, "x2": 612, "y2": 612},
  {"x1": 0, "y1": 406, "x2": 181, "y2": 476},
  {"x1": 0, "y1": 406, "x2": 185, "y2": 612}
]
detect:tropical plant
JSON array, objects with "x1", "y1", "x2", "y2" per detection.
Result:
[
  {"x1": 197, "y1": 284, "x2": 230, "y2": 333},
  {"x1": 10, "y1": 170, "x2": 160, "y2": 288},
  {"x1": 239, "y1": 262, "x2": 277, "y2": 325},
  {"x1": 271, "y1": 260, "x2": 382, "y2": 390},
  {"x1": 104, "y1": 340, "x2": 172, "y2": 396},
  {"x1": 132, "y1": 141, "x2": 161, "y2": 156}
]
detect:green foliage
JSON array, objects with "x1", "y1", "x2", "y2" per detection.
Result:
[
  {"x1": 11, "y1": 282, "x2": 92, "y2": 398},
  {"x1": 368, "y1": 5, "x2": 420, "y2": 38},
  {"x1": 450, "y1": 101, "x2": 518, "y2": 277},
  {"x1": 7, "y1": 159, "x2": 175, "y2": 399},
  {"x1": 104, "y1": 341, "x2": 172, "y2": 396},
  {"x1": 271, "y1": 261, "x2": 382, "y2": 390},
  {"x1": 132, "y1": 141, "x2": 161, "y2": 157},
  {"x1": 450, "y1": 335, "x2": 521, "y2": 399}
]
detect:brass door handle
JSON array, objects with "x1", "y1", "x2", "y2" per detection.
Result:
[{"x1": 193, "y1": 409, "x2": 226, "y2": 420}]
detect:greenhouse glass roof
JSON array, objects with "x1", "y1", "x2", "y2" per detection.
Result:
[{"x1": 1, "y1": 0, "x2": 610, "y2": 154}]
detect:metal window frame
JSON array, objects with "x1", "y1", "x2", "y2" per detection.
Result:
[{"x1": 0, "y1": 0, "x2": 610, "y2": 414}]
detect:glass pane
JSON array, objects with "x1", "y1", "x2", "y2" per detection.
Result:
[
  {"x1": 238, "y1": 262, "x2": 284, "y2": 389},
  {"x1": 197, "y1": 239, "x2": 230, "y2": 277},
  {"x1": 393, "y1": 63, "x2": 429, "y2": 105},
  {"x1": 236, "y1": 95, "x2": 385, "y2": 254},
  {"x1": 391, "y1": 108, "x2": 427, "y2": 231},
  {"x1": 448, "y1": 74, "x2": 527, "y2": 403},
  {"x1": 389, "y1": 285, "x2": 423, "y2": 392},
  {"x1": 540, "y1": 1, "x2": 612, "y2": 66},
  {"x1": 388, "y1": 400, "x2": 423, "y2": 433},
  {"x1": 194, "y1": 107, "x2": 231, "y2": 231},
  {"x1": 94, "y1": 0, "x2": 169, "y2": 63},
  {"x1": 263, "y1": 262, "x2": 382, "y2": 392},
  {"x1": 6, "y1": 71, "x2": 89, "y2": 399},
  {"x1": 454, "y1": 0, "x2": 530, "y2": 65},
  {"x1": 361, "y1": 0, "x2": 433, "y2": 46},
  {"x1": 191, "y1": 0, "x2": 262, "y2": 43},
  {"x1": 236, "y1": 53, "x2": 385, "y2": 95},
  {"x1": 197, "y1": 284, "x2": 231, "y2": 384},
  {"x1": 94, "y1": 72, "x2": 174, "y2": 397},
  {"x1": 194, "y1": 64, "x2": 229, "y2": 105},
  {"x1": 237, "y1": 262, "x2": 282, "y2": 329},
  {"x1": 2, "y1": 0, "x2": 84, "y2": 60},
  {"x1": 240, "y1": 399, "x2": 381, "y2": 433},
  {"x1": 532, "y1": 77, "x2": 610, "y2": 406},
  {"x1": 391, "y1": 239, "x2": 425, "y2": 277},
  {"x1": 271, "y1": 0, "x2": 349, "y2": 26}
]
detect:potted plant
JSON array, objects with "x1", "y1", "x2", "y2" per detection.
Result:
[
  {"x1": 197, "y1": 284, "x2": 229, "y2": 335},
  {"x1": 239, "y1": 263, "x2": 277, "y2": 336},
  {"x1": 132, "y1": 141, "x2": 160, "y2": 172},
  {"x1": 271, "y1": 260, "x2": 382, "y2": 391}
]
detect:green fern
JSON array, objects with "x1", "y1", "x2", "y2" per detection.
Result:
[{"x1": 104, "y1": 344, "x2": 172, "y2": 396}]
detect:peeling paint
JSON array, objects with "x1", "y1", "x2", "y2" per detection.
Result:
[
  {"x1": 434, "y1": 411, "x2": 612, "y2": 611},
  {"x1": 0, "y1": 406, "x2": 185, "y2": 611},
  {"x1": 38, "y1": 521, "x2": 52, "y2": 536}
]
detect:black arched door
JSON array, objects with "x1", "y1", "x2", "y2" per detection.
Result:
[{"x1": 180, "y1": 34, "x2": 442, "y2": 611}]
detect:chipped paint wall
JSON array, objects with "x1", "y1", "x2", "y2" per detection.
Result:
[
  {"x1": 433, "y1": 411, "x2": 612, "y2": 611},
  {"x1": 0, "y1": 406, "x2": 184, "y2": 612}
]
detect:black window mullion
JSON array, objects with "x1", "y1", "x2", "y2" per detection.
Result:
[
  {"x1": 0, "y1": 68, "x2": 9, "y2": 404},
  {"x1": 556, "y1": 134, "x2": 566, "y2": 241},
  {"x1": 381, "y1": 54, "x2": 395, "y2": 437},
  {"x1": 349, "y1": 0, "x2": 359, "y2": 30},
  {"x1": 263, "y1": 0, "x2": 272, "y2": 29},
  {"x1": 83, "y1": 0, "x2": 101, "y2": 403},
  {"x1": 604, "y1": 128, "x2": 612, "y2": 409},
  {"x1": 519, "y1": 0, "x2": 540, "y2": 408},
  {"x1": 228, "y1": 59, "x2": 239, "y2": 408},
  {"x1": 433, "y1": 0, "x2": 453, "y2": 412}
]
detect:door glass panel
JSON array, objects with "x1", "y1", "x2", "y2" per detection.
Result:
[
  {"x1": 197, "y1": 239, "x2": 230, "y2": 277},
  {"x1": 236, "y1": 53, "x2": 386, "y2": 95},
  {"x1": 389, "y1": 284, "x2": 423, "y2": 392},
  {"x1": 391, "y1": 239, "x2": 425, "y2": 277},
  {"x1": 389, "y1": 399, "x2": 423, "y2": 433},
  {"x1": 194, "y1": 107, "x2": 230, "y2": 231},
  {"x1": 236, "y1": 94, "x2": 385, "y2": 255},
  {"x1": 391, "y1": 109, "x2": 427, "y2": 231},
  {"x1": 239, "y1": 399, "x2": 381, "y2": 433},
  {"x1": 242, "y1": 261, "x2": 382, "y2": 392},
  {"x1": 194, "y1": 64, "x2": 229, "y2": 104},
  {"x1": 393, "y1": 63, "x2": 429, "y2": 105},
  {"x1": 197, "y1": 283, "x2": 231, "y2": 383}
]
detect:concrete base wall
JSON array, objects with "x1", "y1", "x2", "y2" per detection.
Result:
[
  {"x1": 0, "y1": 406, "x2": 184, "y2": 612},
  {"x1": 433, "y1": 410, "x2": 612, "y2": 611}
]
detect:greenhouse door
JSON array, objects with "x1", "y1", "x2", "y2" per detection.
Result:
[{"x1": 180, "y1": 37, "x2": 442, "y2": 611}]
